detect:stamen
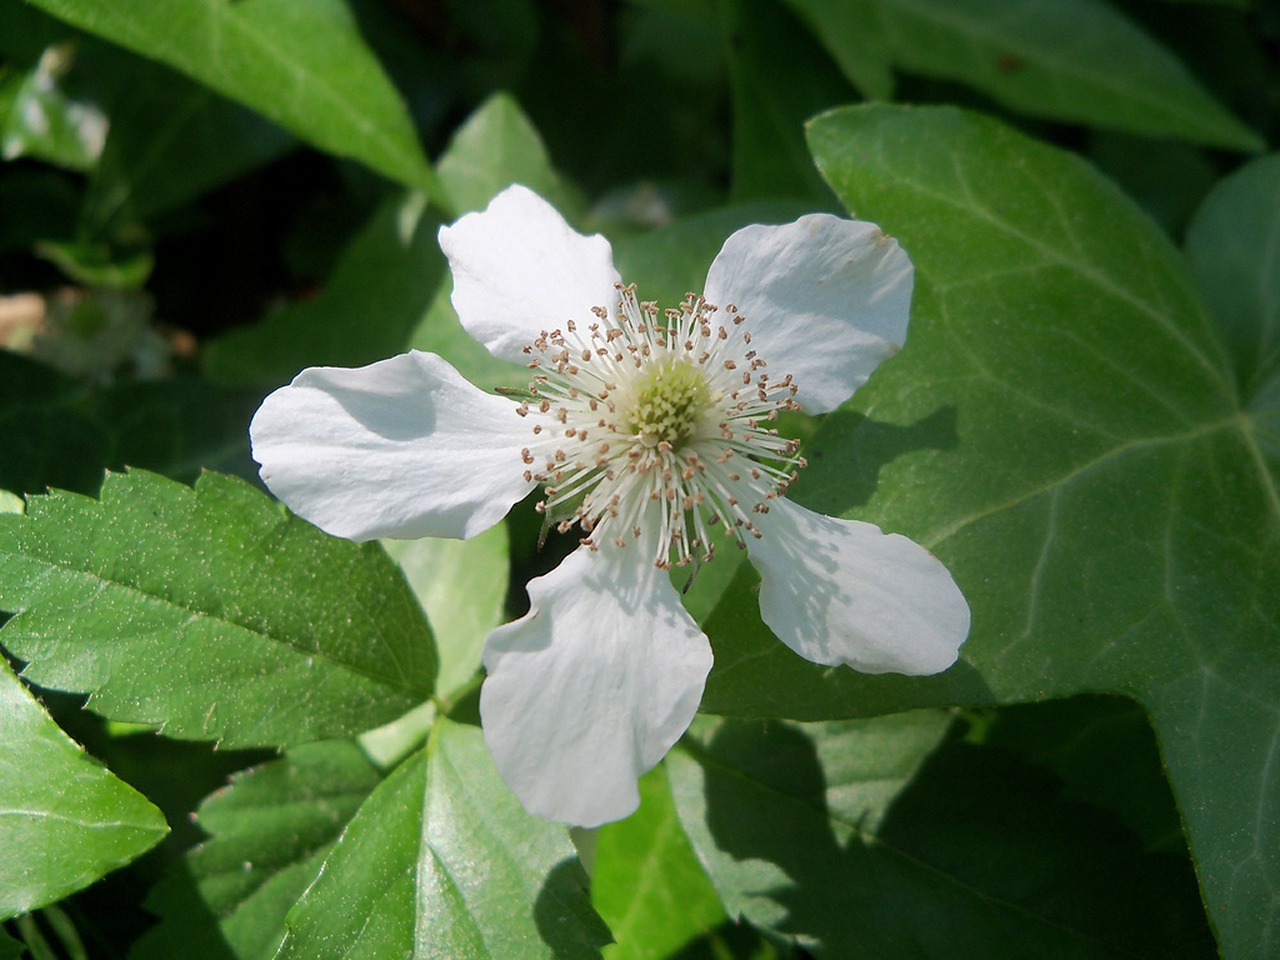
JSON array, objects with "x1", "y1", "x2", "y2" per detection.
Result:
[{"x1": 515, "y1": 283, "x2": 806, "y2": 567}]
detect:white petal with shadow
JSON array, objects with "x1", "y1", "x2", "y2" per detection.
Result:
[
  {"x1": 250, "y1": 350, "x2": 533, "y2": 541},
  {"x1": 438, "y1": 184, "x2": 621, "y2": 364},
  {"x1": 480, "y1": 536, "x2": 713, "y2": 827},
  {"x1": 704, "y1": 214, "x2": 913, "y2": 414},
  {"x1": 746, "y1": 498, "x2": 968, "y2": 675}
]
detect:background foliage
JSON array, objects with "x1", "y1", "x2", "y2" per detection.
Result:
[{"x1": 1, "y1": 0, "x2": 1277, "y2": 958}]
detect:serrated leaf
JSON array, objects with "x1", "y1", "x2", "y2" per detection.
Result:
[
  {"x1": 277, "y1": 719, "x2": 610, "y2": 960},
  {"x1": 751, "y1": 103, "x2": 1278, "y2": 959},
  {"x1": 204, "y1": 192, "x2": 443, "y2": 387},
  {"x1": 132, "y1": 741, "x2": 381, "y2": 960},
  {"x1": 592, "y1": 764, "x2": 726, "y2": 960},
  {"x1": 1185, "y1": 153, "x2": 1280, "y2": 393},
  {"x1": 0, "y1": 469, "x2": 436, "y2": 748},
  {"x1": 23, "y1": 0, "x2": 440, "y2": 197},
  {"x1": 669, "y1": 713, "x2": 1213, "y2": 958},
  {"x1": 0, "y1": 656, "x2": 167, "y2": 918},
  {"x1": 786, "y1": 0, "x2": 1262, "y2": 150}
]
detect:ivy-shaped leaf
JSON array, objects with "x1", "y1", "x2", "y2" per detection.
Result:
[
  {"x1": 727, "y1": 103, "x2": 1278, "y2": 960},
  {"x1": 786, "y1": 0, "x2": 1262, "y2": 149},
  {"x1": 1185, "y1": 153, "x2": 1280, "y2": 393},
  {"x1": 669, "y1": 714, "x2": 1212, "y2": 957}
]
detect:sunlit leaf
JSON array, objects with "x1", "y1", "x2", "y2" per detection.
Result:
[
  {"x1": 744, "y1": 103, "x2": 1279, "y2": 960},
  {"x1": 277, "y1": 719, "x2": 610, "y2": 959},
  {"x1": 0, "y1": 656, "x2": 167, "y2": 919},
  {"x1": 0, "y1": 44, "x2": 105, "y2": 171},
  {"x1": 0, "y1": 469, "x2": 437, "y2": 748},
  {"x1": 436, "y1": 92, "x2": 579, "y2": 220},
  {"x1": 132, "y1": 741, "x2": 381, "y2": 960},
  {"x1": 382, "y1": 523, "x2": 509, "y2": 701},
  {"x1": 408, "y1": 93, "x2": 575, "y2": 394},
  {"x1": 592, "y1": 764, "x2": 726, "y2": 960},
  {"x1": 22, "y1": 0, "x2": 440, "y2": 196}
]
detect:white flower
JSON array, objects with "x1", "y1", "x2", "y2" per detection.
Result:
[{"x1": 249, "y1": 185, "x2": 970, "y2": 827}]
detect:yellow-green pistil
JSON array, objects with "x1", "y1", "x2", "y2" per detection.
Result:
[{"x1": 624, "y1": 357, "x2": 713, "y2": 449}]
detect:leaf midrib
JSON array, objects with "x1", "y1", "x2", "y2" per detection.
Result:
[
  {"x1": 0, "y1": 546, "x2": 420, "y2": 693},
  {"x1": 925, "y1": 414, "x2": 1280, "y2": 551}
]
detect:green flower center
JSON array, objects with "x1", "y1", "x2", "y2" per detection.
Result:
[{"x1": 624, "y1": 357, "x2": 713, "y2": 449}]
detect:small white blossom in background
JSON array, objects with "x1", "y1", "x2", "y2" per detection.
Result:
[{"x1": 249, "y1": 185, "x2": 970, "y2": 827}]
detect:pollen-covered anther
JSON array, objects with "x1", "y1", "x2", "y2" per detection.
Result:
[{"x1": 513, "y1": 287, "x2": 807, "y2": 567}]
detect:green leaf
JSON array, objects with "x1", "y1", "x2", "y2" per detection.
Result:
[
  {"x1": 274, "y1": 747, "x2": 422, "y2": 960},
  {"x1": 612, "y1": 201, "x2": 818, "y2": 309},
  {"x1": 1250, "y1": 371, "x2": 1280, "y2": 465},
  {"x1": 33, "y1": 240, "x2": 153, "y2": 290},
  {"x1": 786, "y1": 0, "x2": 1262, "y2": 150},
  {"x1": 204, "y1": 191, "x2": 442, "y2": 386},
  {"x1": 719, "y1": 0, "x2": 850, "y2": 203},
  {"x1": 0, "y1": 469, "x2": 436, "y2": 748},
  {"x1": 668, "y1": 713, "x2": 1213, "y2": 957},
  {"x1": 0, "y1": 351, "x2": 263, "y2": 498},
  {"x1": 0, "y1": 655, "x2": 167, "y2": 919},
  {"x1": 592, "y1": 764, "x2": 726, "y2": 960},
  {"x1": 81, "y1": 62, "x2": 294, "y2": 233},
  {"x1": 436, "y1": 92, "x2": 580, "y2": 220},
  {"x1": 779, "y1": 103, "x2": 1276, "y2": 959},
  {"x1": 22, "y1": 0, "x2": 440, "y2": 197},
  {"x1": 1185, "y1": 153, "x2": 1280, "y2": 393},
  {"x1": 406, "y1": 276, "x2": 531, "y2": 394},
  {"x1": 982, "y1": 696, "x2": 1189, "y2": 854},
  {"x1": 0, "y1": 928, "x2": 21, "y2": 959},
  {"x1": 382, "y1": 523, "x2": 509, "y2": 701},
  {"x1": 133, "y1": 741, "x2": 382, "y2": 960},
  {"x1": 277, "y1": 719, "x2": 610, "y2": 959}
]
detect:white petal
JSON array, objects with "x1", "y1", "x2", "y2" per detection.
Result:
[
  {"x1": 480, "y1": 538, "x2": 713, "y2": 827},
  {"x1": 438, "y1": 184, "x2": 621, "y2": 364},
  {"x1": 703, "y1": 214, "x2": 913, "y2": 414},
  {"x1": 250, "y1": 351, "x2": 534, "y2": 542},
  {"x1": 746, "y1": 498, "x2": 968, "y2": 675}
]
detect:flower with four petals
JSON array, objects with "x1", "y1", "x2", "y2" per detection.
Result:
[{"x1": 249, "y1": 185, "x2": 970, "y2": 827}]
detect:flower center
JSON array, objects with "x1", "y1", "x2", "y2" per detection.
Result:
[
  {"x1": 623, "y1": 357, "x2": 712, "y2": 449},
  {"x1": 515, "y1": 283, "x2": 805, "y2": 569}
]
